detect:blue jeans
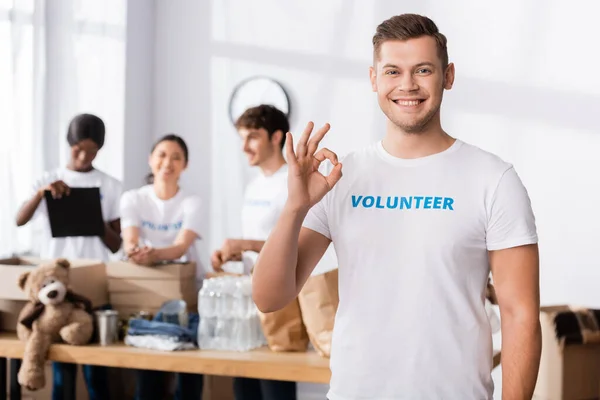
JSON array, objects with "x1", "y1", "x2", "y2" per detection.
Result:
[
  {"x1": 52, "y1": 362, "x2": 109, "y2": 400},
  {"x1": 135, "y1": 370, "x2": 204, "y2": 400}
]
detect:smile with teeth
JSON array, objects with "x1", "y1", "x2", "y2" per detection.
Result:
[{"x1": 393, "y1": 99, "x2": 424, "y2": 106}]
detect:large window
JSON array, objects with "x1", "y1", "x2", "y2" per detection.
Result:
[{"x1": 0, "y1": 0, "x2": 127, "y2": 257}]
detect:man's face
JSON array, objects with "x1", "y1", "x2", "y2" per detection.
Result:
[
  {"x1": 239, "y1": 127, "x2": 280, "y2": 167},
  {"x1": 370, "y1": 36, "x2": 454, "y2": 134}
]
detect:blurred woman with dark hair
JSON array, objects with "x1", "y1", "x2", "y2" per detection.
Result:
[{"x1": 120, "y1": 134, "x2": 204, "y2": 400}]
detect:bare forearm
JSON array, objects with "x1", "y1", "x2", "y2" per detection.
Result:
[
  {"x1": 242, "y1": 240, "x2": 265, "y2": 253},
  {"x1": 501, "y1": 314, "x2": 542, "y2": 400},
  {"x1": 15, "y1": 191, "x2": 43, "y2": 226},
  {"x1": 101, "y1": 224, "x2": 122, "y2": 253},
  {"x1": 153, "y1": 244, "x2": 187, "y2": 262},
  {"x1": 253, "y1": 205, "x2": 306, "y2": 312}
]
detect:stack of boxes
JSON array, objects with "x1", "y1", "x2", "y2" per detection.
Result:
[
  {"x1": 106, "y1": 260, "x2": 198, "y2": 319},
  {"x1": 534, "y1": 305, "x2": 600, "y2": 400}
]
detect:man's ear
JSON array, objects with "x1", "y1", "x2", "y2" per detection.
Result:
[
  {"x1": 271, "y1": 130, "x2": 284, "y2": 147},
  {"x1": 369, "y1": 66, "x2": 378, "y2": 92},
  {"x1": 443, "y1": 62, "x2": 455, "y2": 90},
  {"x1": 18, "y1": 272, "x2": 30, "y2": 291},
  {"x1": 56, "y1": 258, "x2": 70, "y2": 269}
]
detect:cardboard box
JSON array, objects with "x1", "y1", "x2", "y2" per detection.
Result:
[
  {"x1": 0, "y1": 298, "x2": 26, "y2": 332},
  {"x1": 107, "y1": 261, "x2": 198, "y2": 321},
  {"x1": 108, "y1": 277, "x2": 196, "y2": 294},
  {"x1": 0, "y1": 257, "x2": 108, "y2": 308},
  {"x1": 106, "y1": 261, "x2": 196, "y2": 279},
  {"x1": 534, "y1": 305, "x2": 600, "y2": 400},
  {"x1": 110, "y1": 292, "x2": 197, "y2": 309},
  {"x1": 113, "y1": 305, "x2": 163, "y2": 320}
]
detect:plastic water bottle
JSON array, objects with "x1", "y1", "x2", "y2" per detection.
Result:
[{"x1": 198, "y1": 275, "x2": 265, "y2": 351}]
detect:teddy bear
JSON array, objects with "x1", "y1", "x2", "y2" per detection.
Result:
[{"x1": 15, "y1": 258, "x2": 95, "y2": 391}]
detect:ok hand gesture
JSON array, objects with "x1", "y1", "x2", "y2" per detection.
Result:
[{"x1": 285, "y1": 122, "x2": 343, "y2": 212}]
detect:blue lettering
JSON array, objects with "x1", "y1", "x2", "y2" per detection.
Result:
[
  {"x1": 351, "y1": 195, "x2": 363, "y2": 207},
  {"x1": 414, "y1": 196, "x2": 424, "y2": 208},
  {"x1": 400, "y1": 197, "x2": 412, "y2": 209},
  {"x1": 424, "y1": 197, "x2": 433, "y2": 209},
  {"x1": 386, "y1": 196, "x2": 398, "y2": 209},
  {"x1": 443, "y1": 197, "x2": 454, "y2": 210},
  {"x1": 362, "y1": 196, "x2": 375, "y2": 208},
  {"x1": 349, "y1": 194, "x2": 455, "y2": 211},
  {"x1": 141, "y1": 220, "x2": 185, "y2": 230}
]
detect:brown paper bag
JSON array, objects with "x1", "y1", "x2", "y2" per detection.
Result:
[
  {"x1": 258, "y1": 297, "x2": 309, "y2": 352},
  {"x1": 298, "y1": 268, "x2": 339, "y2": 358}
]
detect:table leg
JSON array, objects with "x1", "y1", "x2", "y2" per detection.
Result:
[
  {"x1": 9, "y1": 360, "x2": 20, "y2": 400},
  {"x1": 0, "y1": 358, "x2": 6, "y2": 400},
  {"x1": 62, "y1": 363, "x2": 76, "y2": 400}
]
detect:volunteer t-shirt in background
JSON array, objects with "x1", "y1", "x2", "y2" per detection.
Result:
[
  {"x1": 241, "y1": 164, "x2": 337, "y2": 275},
  {"x1": 30, "y1": 167, "x2": 122, "y2": 262},
  {"x1": 302, "y1": 139, "x2": 538, "y2": 400},
  {"x1": 120, "y1": 185, "x2": 203, "y2": 270}
]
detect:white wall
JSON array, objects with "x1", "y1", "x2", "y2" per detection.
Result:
[
  {"x1": 152, "y1": 0, "x2": 213, "y2": 274},
  {"x1": 150, "y1": 0, "x2": 600, "y2": 398},
  {"x1": 123, "y1": 0, "x2": 155, "y2": 191}
]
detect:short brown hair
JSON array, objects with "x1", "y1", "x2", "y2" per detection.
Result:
[
  {"x1": 372, "y1": 14, "x2": 448, "y2": 68},
  {"x1": 235, "y1": 105, "x2": 289, "y2": 149}
]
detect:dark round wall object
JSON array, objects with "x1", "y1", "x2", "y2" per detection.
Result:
[{"x1": 228, "y1": 76, "x2": 291, "y2": 125}]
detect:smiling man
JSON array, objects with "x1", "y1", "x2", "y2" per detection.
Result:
[{"x1": 251, "y1": 14, "x2": 542, "y2": 400}]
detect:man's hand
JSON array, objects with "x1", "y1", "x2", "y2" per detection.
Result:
[
  {"x1": 211, "y1": 250, "x2": 225, "y2": 272},
  {"x1": 211, "y1": 239, "x2": 245, "y2": 271},
  {"x1": 220, "y1": 239, "x2": 245, "y2": 262},
  {"x1": 285, "y1": 122, "x2": 343, "y2": 212}
]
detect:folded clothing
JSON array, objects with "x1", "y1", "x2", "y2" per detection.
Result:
[
  {"x1": 554, "y1": 308, "x2": 600, "y2": 345},
  {"x1": 127, "y1": 312, "x2": 199, "y2": 347},
  {"x1": 125, "y1": 334, "x2": 196, "y2": 351}
]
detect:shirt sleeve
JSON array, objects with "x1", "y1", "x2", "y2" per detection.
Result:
[
  {"x1": 301, "y1": 159, "x2": 338, "y2": 240},
  {"x1": 302, "y1": 194, "x2": 331, "y2": 240},
  {"x1": 106, "y1": 180, "x2": 123, "y2": 222},
  {"x1": 182, "y1": 195, "x2": 203, "y2": 238},
  {"x1": 119, "y1": 190, "x2": 140, "y2": 229},
  {"x1": 486, "y1": 166, "x2": 538, "y2": 251},
  {"x1": 28, "y1": 170, "x2": 58, "y2": 220}
]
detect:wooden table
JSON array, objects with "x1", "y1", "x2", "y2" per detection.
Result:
[
  {"x1": 0, "y1": 332, "x2": 330, "y2": 400},
  {"x1": 0, "y1": 333, "x2": 501, "y2": 400}
]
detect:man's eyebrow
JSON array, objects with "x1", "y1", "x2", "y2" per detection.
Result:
[{"x1": 381, "y1": 62, "x2": 436, "y2": 69}]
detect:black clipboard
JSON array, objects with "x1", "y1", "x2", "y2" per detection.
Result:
[{"x1": 44, "y1": 187, "x2": 105, "y2": 238}]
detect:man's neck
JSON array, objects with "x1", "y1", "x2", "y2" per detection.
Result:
[
  {"x1": 382, "y1": 118, "x2": 455, "y2": 159},
  {"x1": 259, "y1": 154, "x2": 286, "y2": 176},
  {"x1": 153, "y1": 181, "x2": 180, "y2": 200}
]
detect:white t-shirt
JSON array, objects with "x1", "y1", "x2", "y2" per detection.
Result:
[
  {"x1": 302, "y1": 139, "x2": 538, "y2": 400},
  {"x1": 30, "y1": 167, "x2": 122, "y2": 262},
  {"x1": 242, "y1": 164, "x2": 337, "y2": 275},
  {"x1": 120, "y1": 185, "x2": 203, "y2": 267}
]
